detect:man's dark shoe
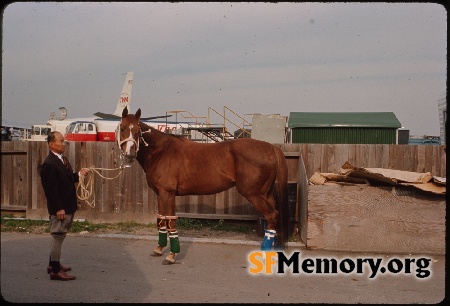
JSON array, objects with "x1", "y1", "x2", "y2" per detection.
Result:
[
  {"x1": 47, "y1": 264, "x2": 71, "y2": 274},
  {"x1": 49, "y1": 270, "x2": 76, "y2": 281}
]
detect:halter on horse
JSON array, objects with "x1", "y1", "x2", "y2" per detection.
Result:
[{"x1": 117, "y1": 108, "x2": 290, "y2": 265}]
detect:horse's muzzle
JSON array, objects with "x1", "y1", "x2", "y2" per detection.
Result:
[
  {"x1": 125, "y1": 154, "x2": 136, "y2": 165},
  {"x1": 119, "y1": 153, "x2": 135, "y2": 168}
]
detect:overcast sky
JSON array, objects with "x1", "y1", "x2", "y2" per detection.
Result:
[{"x1": 1, "y1": 2, "x2": 447, "y2": 136}]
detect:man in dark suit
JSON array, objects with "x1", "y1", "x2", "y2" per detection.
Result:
[{"x1": 40, "y1": 131, "x2": 90, "y2": 281}]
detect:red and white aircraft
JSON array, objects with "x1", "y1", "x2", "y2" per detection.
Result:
[
  {"x1": 29, "y1": 72, "x2": 134, "y2": 141},
  {"x1": 65, "y1": 72, "x2": 173, "y2": 142},
  {"x1": 65, "y1": 72, "x2": 135, "y2": 141}
]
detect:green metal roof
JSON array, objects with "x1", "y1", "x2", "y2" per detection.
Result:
[{"x1": 288, "y1": 112, "x2": 402, "y2": 128}]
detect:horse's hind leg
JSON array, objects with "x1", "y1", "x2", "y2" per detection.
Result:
[{"x1": 245, "y1": 194, "x2": 279, "y2": 251}]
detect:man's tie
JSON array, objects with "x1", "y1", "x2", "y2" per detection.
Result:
[{"x1": 62, "y1": 156, "x2": 69, "y2": 170}]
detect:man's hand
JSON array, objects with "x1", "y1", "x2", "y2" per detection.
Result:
[
  {"x1": 56, "y1": 209, "x2": 66, "y2": 220},
  {"x1": 80, "y1": 168, "x2": 91, "y2": 176}
]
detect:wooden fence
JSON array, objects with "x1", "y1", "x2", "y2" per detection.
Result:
[
  {"x1": 1, "y1": 141, "x2": 446, "y2": 227},
  {"x1": 299, "y1": 143, "x2": 446, "y2": 179}
]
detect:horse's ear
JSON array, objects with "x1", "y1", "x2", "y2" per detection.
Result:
[
  {"x1": 122, "y1": 107, "x2": 129, "y2": 118},
  {"x1": 135, "y1": 108, "x2": 141, "y2": 120}
]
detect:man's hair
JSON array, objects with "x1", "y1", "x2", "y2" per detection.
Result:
[{"x1": 47, "y1": 131, "x2": 58, "y2": 143}]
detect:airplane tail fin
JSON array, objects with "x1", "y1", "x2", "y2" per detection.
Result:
[{"x1": 113, "y1": 72, "x2": 133, "y2": 116}]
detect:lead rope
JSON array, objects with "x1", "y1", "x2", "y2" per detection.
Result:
[
  {"x1": 77, "y1": 125, "x2": 148, "y2": 207},
  {"x1": 76, "y1": 166, "x2": 124, "y2": 208}
]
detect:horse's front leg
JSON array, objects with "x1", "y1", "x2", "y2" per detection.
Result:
[
  {"x1": 163, "y1": 215, "x2": 180, "y2": 265},
  {"x1": 150, "y1": 214, "x2": 167, "y2": 257},
  {"x1": 151, "y1": 191, "x2": 179, "y2": 265}
]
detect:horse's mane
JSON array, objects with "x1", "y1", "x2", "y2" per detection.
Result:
[
  {"x1": 138, "y1": 120, "x2": 189, "y2": 142},
  {"x1": 138, "y1": 120, "x2": 153, "y2": 132}
]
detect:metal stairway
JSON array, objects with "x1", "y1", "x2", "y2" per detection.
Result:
[
  {"x1": 165, "y1": 106, "x2": 251, "y2": 142},
  {"x1": 185, "y1": 125, "x2": 235, "y2": 142}
]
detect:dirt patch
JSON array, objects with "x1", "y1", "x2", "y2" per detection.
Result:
[
  {"x1": 137, "y1": 227, "x2": 262, "y2": 241},
  {"x1": 74, "y1": 222, "x2": 265, "y2": 241},
  {"x1": 78, "y1": 225, "x2": 302, "y2": 243},
  {"x1": 1, "y1": 211, "x2": 301, "y2": 242}
]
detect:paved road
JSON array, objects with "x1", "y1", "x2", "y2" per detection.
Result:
[{"x1": 1, "y1": 232, "x2": 446, "y2": 303}]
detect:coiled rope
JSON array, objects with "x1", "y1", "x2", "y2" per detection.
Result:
[{"x1": 76, "y1": 166, "x2": 124, "y2": 208}]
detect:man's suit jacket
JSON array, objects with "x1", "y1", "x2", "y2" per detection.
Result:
[{"x1": 40, "y1": 152, "x2": 80, "y2": 215}]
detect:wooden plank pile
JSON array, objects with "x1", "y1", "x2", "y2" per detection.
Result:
[{"x1": 306, "y1": 162, "x2": 446, "y2": 255}]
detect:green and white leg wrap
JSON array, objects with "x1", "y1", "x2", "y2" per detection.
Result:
[
  {"x1": 166, "y1": 216, "x2": 180, "y2": 254},
  {"x1": 169, "y1": 231, "x2": 180, "y2": 254},
  {"x1": 157, "y1": 215, "x2": 167, "y2": 247},
  {"x1": 158, "y1": 227, "x2": 168, "y2": 247}
]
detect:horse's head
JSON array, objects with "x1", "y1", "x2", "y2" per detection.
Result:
[{"x1": 116, "y1": 107, "x2": 142, "y2": 165}]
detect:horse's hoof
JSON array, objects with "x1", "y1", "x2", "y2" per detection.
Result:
[
  {"x1": 150, "y1": 251, "x2": 163, "y2": 257},
  {"x1": 162, "y1": 259, "x2": 175, "y2": 265}
]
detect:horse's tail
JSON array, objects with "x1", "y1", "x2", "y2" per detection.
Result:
[{"x1": 273, "y1": 146, "x2": 289, "y2": 250}]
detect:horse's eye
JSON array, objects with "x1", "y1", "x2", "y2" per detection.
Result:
[{"x1": 120, "y1": 128, "x2": 124, "y2": 132}]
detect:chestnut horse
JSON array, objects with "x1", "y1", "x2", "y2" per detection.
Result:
[{"x1": 116, "y1": 108, "x2": 289, "y2": 265}]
